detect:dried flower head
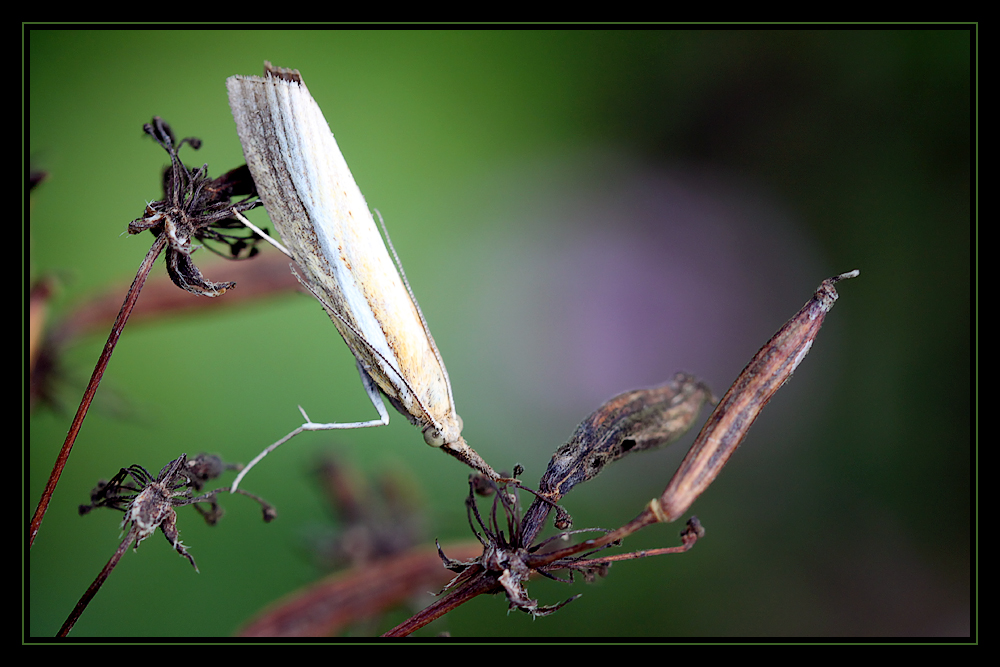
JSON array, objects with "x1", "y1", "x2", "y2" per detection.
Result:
[
  {"x1": 61, "y1": 454, "x2": 276, "y2": 636},
  {"x1": 127, "y1": 117, "x2": 263, "y2": 297},
  {"x1": 80, "y1": 453, "x2": 276, "y2": 572},
  {"x1": 379, "y1": 374, "x2": 714, "y2": 635}
]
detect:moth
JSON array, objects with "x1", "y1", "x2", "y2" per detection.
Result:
[{"x1": 226, "y1": 63, "x2": 499, "y2": 489}]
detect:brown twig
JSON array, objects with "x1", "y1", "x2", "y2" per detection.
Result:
[
  {"x1": 57, "y1": 528, "x2": 135, "y2": 637},
  {"x1": 30, "y1": 234, "x2": 168, "y2": 548},
  {"x1": 381, "y1": 564, "x2": 502, "y2": 638},
  {"x1": 524, "y1": 507, "x2": 660, "y2": 569},
  {"x1": 239, "y1": 541, "x2": 484, "y2": 637}
]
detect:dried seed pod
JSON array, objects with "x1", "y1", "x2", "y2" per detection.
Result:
[
  {"x1": 652, "y1": 270, "x2": 859, "y2": 523},
  {"x1": 539, "y1": 372, "x2": 714, "y2": 500}
]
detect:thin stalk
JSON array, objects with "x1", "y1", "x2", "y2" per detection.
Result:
[
  {"x1": 525, "y1": 507, "x2": 659, "y2": 569},
  {"x1": 381, "y1": 566, "x2": 500, "y2": 637},
  {"x1": 57, "y1": 529, "x2": 134, "y2": 637},
  {"x1": 30, "y1": 234, "x2": 168, "y2": 548}
]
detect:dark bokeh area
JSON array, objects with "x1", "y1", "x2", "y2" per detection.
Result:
[{"x1": 28, "y1": 29, "x2": 971, "y2": 638}]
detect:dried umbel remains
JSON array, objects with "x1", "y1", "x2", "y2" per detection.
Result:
[
  {"x1": 80, "y1": 453, "x2": 276, "y2": 572},
  {"x1": 29, "y1": 118, "x2": 267, "y2": 553},
  {"x1": 381, "y1": 375, "x2": 715, "y2": 632},
  {"x1": 127, "y1": 117, "x2": 263, "y2": 297},
  {"x1": 59, "y1": 455, "x2": 275, "y2": 637}
]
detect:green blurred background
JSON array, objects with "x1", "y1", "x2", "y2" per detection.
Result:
[{"x1": 27, "y1": 29, "x2": 971, "y2": 638}]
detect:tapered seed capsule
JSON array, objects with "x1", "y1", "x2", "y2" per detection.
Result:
[{"x1": 650, "y1": 270, "x2": 859, "y2": 523}]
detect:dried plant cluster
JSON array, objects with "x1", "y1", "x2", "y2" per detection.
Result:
[
  {"x1": 418, "y1": 374, "x2": 714, "y2": 628},
  {"x1": 127, "y1": 117, "x2": 264, "y2": 297},
  {"x1": 60, "y1": 453, "x2": 275, "y2": 637},
  {"x1": 384, "y1": 266, "x2": 856, "y2": 637},
  {"x1": 78, "y1": 454, "x2": 276, "y2": 571},
  {"x1": 30, "y1": 118, "x2": 266, "y2": 551}
]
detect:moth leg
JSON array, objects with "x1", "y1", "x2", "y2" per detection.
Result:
[
  {"x1": 299, "y1": 359, "x2": 390, "y2": 430},
  {"x1": 230, "y1": 359, "x2": 390, "y2": 492}
]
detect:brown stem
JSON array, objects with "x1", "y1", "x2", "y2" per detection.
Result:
[
  {"x1": 57, "y1": 529, "x2": 135, "y2": 637},
  {"x1": 560, "y1": 517, "x2": 704, "y2": 566},
  {"x1": 525, "y1": 507, "x2": 659, "y2": 569},
  {"x1": 30, "y1": 234, "x2": 168, "y2": 548},
  {"x1": 381, "y1": 566, "x2": 501, "y2": 637}
]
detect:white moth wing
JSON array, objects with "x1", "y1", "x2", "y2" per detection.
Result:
[{"x1": 226, "y1": 72, "x2": 460, "y2": 443}]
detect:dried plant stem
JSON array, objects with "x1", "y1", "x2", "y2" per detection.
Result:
[
  {"x1": 30, "y1": 234, "x2": 168, "y2": 548},
  {"x1": 238, "y1": 541, "x2": 482, "y2": 637},
  {"x1": 526, "y1": 507, "x2": 660, "y2": 569},
  {"x1": 381, "y1": 566, "x2": 501, "y2": 638},
  {"x1": 57, "y1": 529, "x2": 135, "y2": 637}
]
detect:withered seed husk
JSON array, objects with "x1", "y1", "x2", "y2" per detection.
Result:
[
  {"x1": 539, "y1": 372, "x2": 715, "y2": 500},
  {"x1": 655, "y1": 270, "x2": 859, "y2": 522}
]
